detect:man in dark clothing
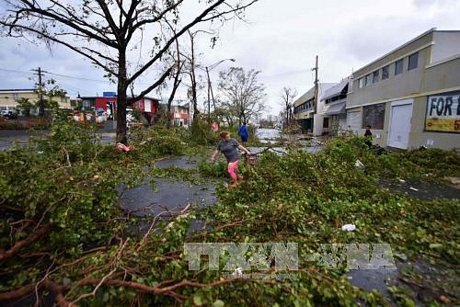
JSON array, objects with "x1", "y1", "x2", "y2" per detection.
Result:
[
  {"x1": 238, "y1": 122, "x2": 249, "y2": 145},
  {"x1": 364, "y1": 125, "x2": 373, "y2": 148}
]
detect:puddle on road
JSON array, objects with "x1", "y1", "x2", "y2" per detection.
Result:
[
  {"x1": 248, "y1": 146, "x2": 323, "y2": 155},
  {"x1": 381, "y1": 179, "x2": 460, "y2": 200},
  {"x1": 119, "y1": 177, "x2": 217, "y2": 217},
  {"x1": 155, "y1": 156, "x2": 200, "y2": 170},
  {"x1": 119, "y1": 155, "x2": 216, "y2": 237},
  {"x1": 348, "y1": 268, "x2": 398, "y2": 298}
]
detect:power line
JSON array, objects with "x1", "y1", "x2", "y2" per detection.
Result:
[
  {"x1": 45, "y1": 71, "x2": 113, "y2": 84},
  {"x1": 0, "y1": 68, "x2": 31, "y2": 74},
  {"x1": 0, "y1": 67, "x2": 112, "y2": 84},
  {"x1": 0, "y1": 67, "x2": 172, "y2": 95}
]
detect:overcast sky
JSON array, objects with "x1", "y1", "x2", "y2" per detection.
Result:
[{"x1": 1, "y1": 0, "x2": 459, "y2": 116}]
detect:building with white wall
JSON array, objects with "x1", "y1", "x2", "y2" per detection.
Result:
[
  {"x1": 347, "y1": 28, "x2": 460, "y2": 149},
  {"x1": 321, "y1": 77, "x2": 350, "y2": 135},
  {"x1": 293, "y1": 83, "x2": 336, "y2": 136}
]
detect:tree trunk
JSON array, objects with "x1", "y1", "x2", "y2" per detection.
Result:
[
  {"x1": 38, "y1": 100, "x2": 45, "y2": 117},
  {"x1": 191, "y1": 80, "x2": 199, "y2": 120},
  {"x1": 167, "y1": 102, "x2": 172, "y2": 128},
  {"x1": 285, "y1": 105, "x2": 289, "y2": 128},
  {"x1": 116, "y1": 50, "x2": 128, "y2": 143}
]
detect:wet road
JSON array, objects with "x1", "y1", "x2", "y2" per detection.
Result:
[
  {"x1": 119, "y1": 178, "x2": 216, "y2": 217},
  {"x1": 0, "y1": 129, "x2": 116, "y2": 150}
]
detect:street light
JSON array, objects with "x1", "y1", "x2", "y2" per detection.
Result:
[{"x1": 205, "y1": 58, "x2": 235, "y2": 116}]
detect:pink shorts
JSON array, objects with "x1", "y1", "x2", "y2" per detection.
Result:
[{"x1": 228, "y1": 160, "x2": 239, "y2": 180}]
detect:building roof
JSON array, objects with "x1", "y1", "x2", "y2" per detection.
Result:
[
  {"x1": 80, "y1": 95, "x2": 160, "y2": 101},
  {"x1": 161, "y1": 101, "x2": 190, "y2": 108},
  {"x1": 0, "y1": 89, "x2": 35, "y2": 93},
  {"x1": 352, "y1": 28, "x2": 460, "y2": 77},
  {"x1": 322, "y1": 77, "x2": 350, "y2": 101},
  {"x1": 293, "y1": 83, "x2": 337, "y2": 107},
  {"x1": 353, "y1": 29, "x2": 437, "y2": 76}
]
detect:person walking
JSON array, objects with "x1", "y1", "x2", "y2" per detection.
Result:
[
  {"x1": 238, "y1": 122, "x2": 249, "y2": 145},
  {"x1": 211, "y1": 131, "x2": 251, "y2": 188}
]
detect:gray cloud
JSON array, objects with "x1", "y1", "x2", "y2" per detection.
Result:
[
  {"x1": 1, "y1": 0, "x2": 460, "y2": 115},
  {"x1": 413, "y1": 0, "x2": 457, "y2": 7}
]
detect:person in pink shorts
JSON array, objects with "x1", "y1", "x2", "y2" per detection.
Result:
[{"x1": 211, "y1": 131, "x2": 251, "y2": 188}]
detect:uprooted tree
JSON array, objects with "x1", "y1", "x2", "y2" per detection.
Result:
[
  {"x1": 0, "y1": 0, "x2": 258, "y2": 141},
  {"x1": 218, "y1": 66, "x2": 265, "y2": 125}
]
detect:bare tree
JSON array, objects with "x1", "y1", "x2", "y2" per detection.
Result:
[
  {"x1": 280, "y1": 87, "x2": 297, "y2": 128},
  {"x1": 0, "y1": 0, "x2": 258, "y2": 141},
  {"x1": 184, "y1": 30, "x2": 200, "y2": 120},
  {"x1": 181, "y1": 29, "x2": 217, "y2": 120},
  {"x1": 218, "y1": 67, "x2": 265, "y2": 125},
  {"x1": 165, "y1": 32, "x2": 185, "y2": 128}
]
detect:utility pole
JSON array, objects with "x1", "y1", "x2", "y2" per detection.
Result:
[
  {"x1": 32, "y1": 67, "x2": 45, "y2": 116},
  {"x1": 206, "y1": 66, "x2": 211, "y2": 117},
  {"x1": 204, "y1": 58, "x2": 235, "y2": 120},
  {"x1": 312, "y1": 55, "x2": 319, "y2": 114}
]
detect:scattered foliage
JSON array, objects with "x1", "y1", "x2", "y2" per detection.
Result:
[{"x1": 0, "y1": 122, "x2": 459, "y2": 306}]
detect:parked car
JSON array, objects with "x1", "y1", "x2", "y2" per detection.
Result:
[{"x1": 0, "y1": 110, "x2": 18, "y2": 119}]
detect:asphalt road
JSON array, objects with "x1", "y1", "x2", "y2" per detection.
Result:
[{"x1": 0, "y1": 121, "x2": 117, "y2": 150}]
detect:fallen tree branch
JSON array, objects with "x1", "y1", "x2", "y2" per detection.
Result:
[
  {"x1": 0, "y1": 224, "x2": 51, "y2": 262},
  {"x1": 0, "y1": 280, "x2": 70, "y2": 306},
  {"x1": 76, "y1": 277, "x2": 243, "y2": 296}
]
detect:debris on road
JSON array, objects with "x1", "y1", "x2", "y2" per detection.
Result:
[{"x1": 341, "y1": 224, "x2": 356, "y2": 232}]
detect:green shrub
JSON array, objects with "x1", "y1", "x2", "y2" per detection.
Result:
[
  {"x1": 130, "y1": 126, "x2": 186, "y2": 157},
  {"x1": 188, "y1": 115, "x2": 219, "y2": 145},
  {"x1": 198, "y1": 159, "x2": 228, "y2": 178}
]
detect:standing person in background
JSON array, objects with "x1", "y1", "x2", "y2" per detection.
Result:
[
  {"x1": 238, "y1": 122, "x2": 249, "y2": 145},
  {"x1": 211, "y1": 121, "x2": 219, "y2": 133},
  {"x1": 211, "y1": 131, "x2": 251, "y2": 188},
  {"x1": 364, "y1": 125, "x2": 373, "y2": 148}
]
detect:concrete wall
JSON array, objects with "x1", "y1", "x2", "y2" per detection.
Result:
[
  {"x1": 431, "y1": 31, "x2": 460, "y2": 63},
  {"x1": 423, "y1": 56, "x2": 460, "y2": 93},
  {"x1": 293, "y1": 87, "x2": 315, "y2": 108},
  {"x1": 0, "y1": 91, "x2": 71, "y2": 109},
  {"x1": 352, "y1": 30, "x2": 434, "y2": 79},
  {"x1": 348, "y1": 46, "x2": 432, "y2": 108},
  {"x1": 0, "y1": 91, "x2": 37, "y2": 108},
  {"x1": 346, "y1": 105, "x2": 387, "y2": 144}
]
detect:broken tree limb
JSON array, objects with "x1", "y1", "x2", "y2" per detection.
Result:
[{"x1": 0, "y1": 224, "x2": 51, "y2": 262}]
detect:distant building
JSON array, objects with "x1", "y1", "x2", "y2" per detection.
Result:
[
  {"x1": 293, "y1": 83, "x2": 336, "y2": 135},
  {"x1": 347, "y1": 28, "x2": 460, "y2": 149},
  {"x1": 80, "y1": 93, "x2": 160, "y2": 124},
  {"x1": 0, "y1": 88, "x2": 71, "y2": 113},
  {"x1": 265, "y1": 115, "x2": 279, "y2": 123},
  {"x1": 170, "y1": 102, "x2": 191, "y2": 127},
  {"x1": 321, "y1": 78, "x2": 350, "y2": 135}
]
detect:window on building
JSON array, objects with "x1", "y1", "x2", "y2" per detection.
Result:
[
  {"x1": 395, "y1": 59, "x2": 403, "y2": 75},
  {"x1": 382, "y1": 65, "x2": 389, "y2": 80},
  {"x1": 372, "y1": 70, "x2": 379, "y2": 84},
  {"x1": 408, "y1": 52, "x2": 418, "y2": 70},
  {"x1": 358, "y1": 78, "x2": 364, "y2": 88},
  {"x1": 12, "y1": 93, "x2": 19, "y2": 101},
  {"x1": 362, "y1": 103, "x2": 385, "y2": 130},
  {"x1": 323, "y1": 117, "x2": 330, "y2": 128},
  {"x1": 364, "y1": 74, "x2": 371, "y2": 86}
]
